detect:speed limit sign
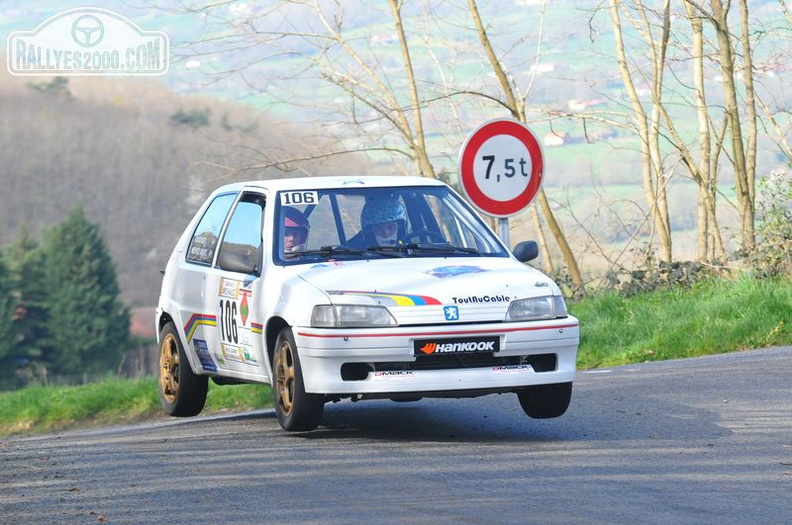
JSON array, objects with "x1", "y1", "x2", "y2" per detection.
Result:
[{"x1": 458, "y1": 118, "x2": 544, "y2": 218}]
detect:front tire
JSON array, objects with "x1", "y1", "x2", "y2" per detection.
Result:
[
  {"x1": 517, "y1": 382, "x2": 572, "y2": 419},
  {"x1": 158, "y1": 322, "x2": 208, "y2": 417},
  {"x1": 273, "y1": 327, "x2": 325, "y2": 431}
]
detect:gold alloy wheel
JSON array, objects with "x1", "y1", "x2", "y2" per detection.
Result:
[
  {"x1": 159, "y1": 333, "x2": 180, "y2": 404},
  {"x1": 275, "y1": 339, "x2": 296, "y2": 415}
]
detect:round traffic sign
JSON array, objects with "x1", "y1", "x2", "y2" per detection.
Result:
[{"x1": 458, "y1": 118, "x2": 544, "y2": 217}]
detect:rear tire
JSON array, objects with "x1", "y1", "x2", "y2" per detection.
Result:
[
  {"x1": 273, "y1": 327, "x2": 325, "y2": 431},
  {"x1": 158, "y1": 322, "x2": 208, "y2": 417},
  {"x1": 517, "y1": 382, "x2": 572, "y2": 419}
]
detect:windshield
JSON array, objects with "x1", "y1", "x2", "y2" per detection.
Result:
[{"x1": 274, "y1": 185, "x2": 508, "y2": 265}]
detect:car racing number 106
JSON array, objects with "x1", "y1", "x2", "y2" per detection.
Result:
[
  {"x1": 218, "y1": 298, "x2": 239, "y2": 344},
  {"x1": 216, "y1": 278, "x2": 259, "y2": 366}
]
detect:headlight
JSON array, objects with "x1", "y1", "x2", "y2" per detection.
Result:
[
  {"x1": 505, "y1": 296, "x2": 568, "y2": 321},
  {"x1": 311, "y1": 304, "x2": 397, "y2": 328}
]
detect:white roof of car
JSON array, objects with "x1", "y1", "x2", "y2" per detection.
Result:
[{"x1": 214, "y1": 175, "x2": 446, "y2": 194}]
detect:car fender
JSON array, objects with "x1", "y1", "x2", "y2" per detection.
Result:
[
  {"x1": 154, "y1": 301, "x2": 207, "y2": 376},
  {"x1": 266, "y1": 272, "x2": 329, "y2": 330}
]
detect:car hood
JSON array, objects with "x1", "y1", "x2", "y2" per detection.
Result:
[{"x1": 296, "y1": 257, "x2": 561, "y2": 324}]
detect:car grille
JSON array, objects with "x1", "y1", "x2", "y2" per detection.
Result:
[
  {"x1": 375, "y1": 354, "x2": 518, "y2": 371},
  {"x1": 340, "y1": 353, "x2": 557, "y2": 381}
]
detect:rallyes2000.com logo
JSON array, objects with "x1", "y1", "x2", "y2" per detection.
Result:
[{"x1": 7, "y1": 7, "x2": 168, "y2": 76}]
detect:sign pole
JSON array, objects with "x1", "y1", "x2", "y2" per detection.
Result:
[{"x1": 498, "y1": 217, "x2": 510, "y2": 247}]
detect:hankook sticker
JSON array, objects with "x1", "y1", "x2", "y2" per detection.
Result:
[{"x1": 414, "y1": 336, "x2": 499, "y2": 356}]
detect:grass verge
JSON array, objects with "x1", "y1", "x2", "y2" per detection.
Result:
[
  {"x1": 1, "y1": 275, "x2": 790, "y2": 437},
  {"x1": 574, "y1": 275, "x2": 792, "y2": 368},
  {"x1": 0, "y1": 378, "x2": 272, "y2": 438}
]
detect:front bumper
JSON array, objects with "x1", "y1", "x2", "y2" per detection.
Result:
[{"x1": 294, "y1": 317, "x2": 579, "y2": 396}]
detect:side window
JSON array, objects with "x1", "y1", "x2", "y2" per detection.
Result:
[
  {"x1": 186, "y1": 193, "x2": 237, "y2": 265},
  {"x1": 217, "y1": 194, "x2": 265, "y2": 274}
]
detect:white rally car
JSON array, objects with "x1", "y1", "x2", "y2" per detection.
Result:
[{"x1": 156, "y1": 176, "x2": 579, "y2": 431}]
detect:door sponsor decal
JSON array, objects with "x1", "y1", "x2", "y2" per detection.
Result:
[
  {"x1": 216, "y1": 278, "x2": 258, "y2": 367},
  {"x1": 193, "y1": 339, "x2": 217, "y2": 372},
  {"x1": 218, "y1": 278, "x2": 240, "y2": 299},
  {"x1": 239, "y1": 288, "x2": 251, "y2": 326},
  {"x1": 221, "y1": 343, "x2": 258, "y2": 365}
]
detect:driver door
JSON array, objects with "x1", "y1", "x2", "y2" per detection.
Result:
[{"x1": 203, "y1": 192, "x2": 269, "y2": 382}]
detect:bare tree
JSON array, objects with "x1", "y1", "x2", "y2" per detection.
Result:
[
  {"x1": 607, "y1": 0, "x2": 673, "y2": 263},
  {"x1": 388, "y1": 0, "x2": 435, "y2": 179},
  {"x1": 585, "y1": 0, "x2": 764, "y2": 264},
  {"x1": 663, "y1": 1, "x2": 727, "y2": 262},
  {"x1": 691, "y1": 0, "x2": 757, "y2": 252}
]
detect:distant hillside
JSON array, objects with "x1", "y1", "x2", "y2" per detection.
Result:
[{"x1": 0, "y1": 69, "x2": 370, "y2": 306}]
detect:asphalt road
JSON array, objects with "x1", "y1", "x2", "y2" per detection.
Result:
[{"x1": 2, "y1": 347, "x2": 791, "y2": 525}]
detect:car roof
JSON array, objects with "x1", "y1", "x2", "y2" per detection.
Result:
[{"x1": 211, "y1": 175, "x2": 446, "y2": 195}]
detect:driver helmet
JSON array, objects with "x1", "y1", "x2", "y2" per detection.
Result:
[
  {"x1": 283, "y1": 206, "x2": 309, "y2": 251},
  {"x1": 360, "y1": 198, "x2": 406, "y2": 245}
]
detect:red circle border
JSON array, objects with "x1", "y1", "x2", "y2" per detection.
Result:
[{"x1": 459, "y1": 119, "x2": 544, "y2": 217}]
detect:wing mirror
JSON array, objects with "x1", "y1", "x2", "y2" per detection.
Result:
[
  {"x1": 512, "y1": 240, "x2": 539, "y2": 263},
  {"x1": 217, "y1": 250, "x2": 260, "y2": 276}
]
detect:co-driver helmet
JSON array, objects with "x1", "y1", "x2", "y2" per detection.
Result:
[{"x1": 283, "y1": 206, "x2": 309, "y2": 246}]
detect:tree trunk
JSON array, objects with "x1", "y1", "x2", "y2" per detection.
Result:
[
  {"x1": 710, "y1": 0, "x2": 755, "y2": 252},
  {"x1": 467, "y1": 0, "x2": 584, "y2": 292},
  {"x1": 609, "y1": 0, "x2": 673, "y2": 263},
  {"x1": 388, "y1": 0, "x2": 436, "y2": 179},
  {"x1": 738, "y1": 0, "x2": 757, "y2": 241},
  {"x1": 683, "y1": 0, "x2": 726, "y2": 262}
]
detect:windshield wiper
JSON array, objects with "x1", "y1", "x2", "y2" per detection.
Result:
[
  {"x1": 288, "y1": 245, "x2": 402, "y2": 259},
  {"x1": 367, "y1": 243, "x2": 480, "y2": 255},
  {"x1": 288, "y1": 245, "x2": 366, "y2": 258},
  {"x1": 409, "y1": 243, "x2": 480, "y2": 255}
]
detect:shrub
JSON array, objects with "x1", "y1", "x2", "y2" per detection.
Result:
[
  {"x1": 747, "y1": 170, "x2": 792, "y2": 278},
  {"x1": 603, "y1": 260, "x2": 728, "y2": 297}
]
